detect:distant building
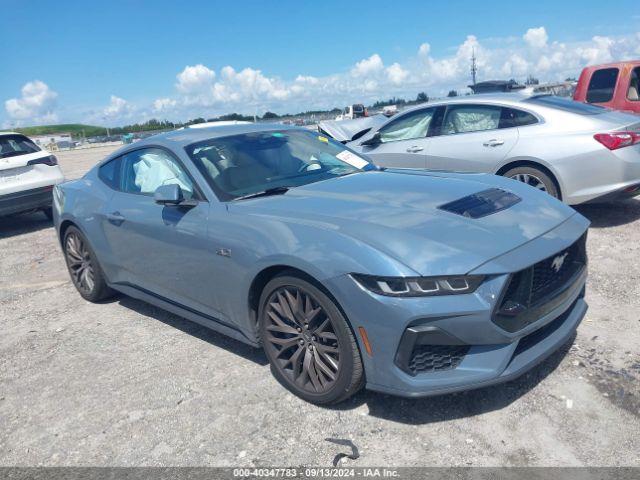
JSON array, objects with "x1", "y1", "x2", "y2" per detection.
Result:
[{"x1": 469, "y1": 80, "x2": 525, "y2": 94}]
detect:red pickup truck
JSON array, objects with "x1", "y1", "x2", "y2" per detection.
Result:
[{"x1": 573, "y1": 60, "x2": 640, "y2": 114}]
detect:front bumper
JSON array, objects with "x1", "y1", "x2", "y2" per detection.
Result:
[
  {"x1": 0, "y1": 185, "x2": 54, "y2": 216},
  {"x1": 326, "y1": 214, "x2": 589, "y2": 398}
]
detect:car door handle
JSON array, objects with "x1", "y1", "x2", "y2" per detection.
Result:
[
  {"x1": 483, "y1": 139, "x2": 505, "y2": 147},
  {"x1": 406, "y1": 146, "x2": 424, "y2": 153},
  {"x1": 106, "y1": 211, "x2": 125, "y2": 226}
]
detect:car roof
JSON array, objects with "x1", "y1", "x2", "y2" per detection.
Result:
[
  {"x1": 580, "y1": 60, "x2": 640, "y2": 71},
  {"x1": 103, "y1": 123, "x2": 303, "y2": 161},
  {"x1": 396, "y1": 92, "x2": 535, "y2": 115},
  {"x1": 0, "y1": 131, "x2": 24, "y2": 137}
]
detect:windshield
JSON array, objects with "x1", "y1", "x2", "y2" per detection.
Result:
[
  {"x1": 524, "y1": 95, "x2": 606, "y2": 115},
  {"x1": 0, "y1": 134, "x2": 40, "y2": 159},
  {"x1": 185, "y1": 129, "x2": 375, "y2": 201}
]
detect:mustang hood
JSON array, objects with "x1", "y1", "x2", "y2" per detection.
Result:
[{"x1": 231, "y1": 170, "x2": 578, "y2": 275}]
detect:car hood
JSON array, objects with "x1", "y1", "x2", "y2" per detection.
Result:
[
  {"x1": 318, "y1": 115, "x2": 387, "y2": 142},
  {"x1": 229, "y1": 170, "x2": 578, "y2": 275}
]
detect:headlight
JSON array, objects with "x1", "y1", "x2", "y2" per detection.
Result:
[{"x1": 351, "y1": 274, "x2": 484, "y2": 297}]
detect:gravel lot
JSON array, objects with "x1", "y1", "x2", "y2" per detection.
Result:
[{"x1": 1, "y1": 145, "x2": 639, "y2": 467}]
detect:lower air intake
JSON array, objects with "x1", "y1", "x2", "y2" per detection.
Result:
[{"x1": 408, "y1": 345, "x2": 469, "y2": 374}]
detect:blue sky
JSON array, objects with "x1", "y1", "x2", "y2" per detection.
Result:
[{"x1": 2, "y1": 0, "x2": 639, "y2": 127}]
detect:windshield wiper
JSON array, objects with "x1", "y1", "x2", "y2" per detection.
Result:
[{"x1": 233, "y1": 186, "x2": 291, "y2": 201}]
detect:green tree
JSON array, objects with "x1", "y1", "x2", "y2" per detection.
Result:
[
  {"x1": 416, "y1": 92, "x2": 429, "y2": 102},
  {"x1": 447, "y1": 90, "x2": 458, "y2": 97},
  {"x1": 262, "y1": 111, "x2": 279, "y2": 119}
]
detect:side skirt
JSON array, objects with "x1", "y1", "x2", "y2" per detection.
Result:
[{"x1": 110, "y1": 282, "x2": 259, "y2": 347}]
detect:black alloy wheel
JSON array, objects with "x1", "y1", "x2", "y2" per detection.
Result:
[
  {"x1": 260, "y1": 273, "x2": 363, "y2": 404},
  {"x1": 63, "y1": 226, "x2": 113, "y2": 302}
]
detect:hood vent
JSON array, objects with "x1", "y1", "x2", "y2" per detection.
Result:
[{"x1": 438, "y1": 188, "x2": 521, "y2": 219}]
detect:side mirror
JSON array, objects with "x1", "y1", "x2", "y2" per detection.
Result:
[
  {"x1": 360, "y1": 131, "x2": 381, "y2": 147},
  {"x1": 154, "y1": 184, "x2": 197, "y2": 207}
]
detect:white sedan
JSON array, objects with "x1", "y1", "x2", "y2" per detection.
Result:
[{"x1": 0, "y1": 132, "x2": 65, "y2": 219}]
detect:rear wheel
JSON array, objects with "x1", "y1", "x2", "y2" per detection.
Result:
[
  {"x1": 63, "y1": 226, "x2": 114, "y2": 302},
  {"x1": 503, "y1": 166, "x2": 559, "y2": 199},
  {"x1": 259, "y1": 273, "x2": 364, "y2": 404}
]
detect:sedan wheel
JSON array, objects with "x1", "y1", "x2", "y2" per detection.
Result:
[
  {"x1": 510, "y1": 173, "x2": 547, "y2": 192},
  {"x1": 63, "y1": 226, "x2": 113, "y2": 302},
  {"x1": 260, "y1": 274, "x2": 363, "y2": 404},
  {"x1": 503, "y1": 166, "x2": 560, "y2": 200}
]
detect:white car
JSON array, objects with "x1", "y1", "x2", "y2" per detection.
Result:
[{"x1": 0, "y1": 132, "x2": 65, "y2": 219}]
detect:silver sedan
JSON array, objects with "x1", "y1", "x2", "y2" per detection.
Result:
[{"x1": 346, "y1": 94, "x2": 640, "y2": 204}]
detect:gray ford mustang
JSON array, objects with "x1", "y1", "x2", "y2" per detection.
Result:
[{"x1": 54, "y1": 124, "x2": 589, "y2": 404}]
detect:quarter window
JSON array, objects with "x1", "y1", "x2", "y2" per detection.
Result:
[
  {"x1": 441, "y1": 105, "x2": 501, "y2": 135},
  {"x1": 378, "y1": 108, "x2": 435, "y2": 143},
  {"x1": 586, "y1": 68, "x2": 619, "y2": 103},
  {"x1": 501, "y1": 108, "x2": 539, "y2": 128},
  {"x1": 120, "y1": 148, "x2": 195, "y2": 198},
  {"x1": 98, "y1": 158, "x2": 121, "y2": 189}
]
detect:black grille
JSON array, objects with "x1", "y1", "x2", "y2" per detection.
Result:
[
  {"x1": 438, "y1": 188, "x2": 521, "y2": 219},
  {"x1": 494, "y1": 233, "x2": 587, "y2": 332},
  {"x1": 513, "y1": 299, "x2": 577, "y2": 357},
  {"x1": 407, "y1": 345, "x2": 469, "y2": 374},
  {"x1": 530, "y1": 245, "x2": 580, "y2": 304}
]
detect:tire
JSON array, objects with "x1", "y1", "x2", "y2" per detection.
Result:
[
  {"x1": 259, "y1": 273, "x2": 364, "y2": 404},
  {"x1": 42, "y1": 207, "x2": 53, "y2": 220},
  {"x1": 502, "y1": 166, "x2": 559, "y2": 199},
  {"x1": 62, "y1": 226, "x2": 114, "y2": 302}
]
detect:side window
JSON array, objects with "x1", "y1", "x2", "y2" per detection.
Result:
[
  {"x1": 628, "y1": 67, "x2": 639, "y2": 101},
  {"x1": 586, "y1": 68, "x2": 619, "y2": 103},
  {"x1": 501, "y1": 108, "x2": 539, "y2": 128},
  {"x1": 441, "y1": 105, "x2": 501, "y2": 135},
  {"x1": 98, "y1": 158, "x2": 121, "y2": 189},
  {"x1": 120, "y1": 148, "x2": 195, "y2": 198},
  {"x1": 378, "y1": 108, "x2": 434, "y2": 143}
]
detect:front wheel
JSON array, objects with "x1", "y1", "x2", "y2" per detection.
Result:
[
  {"x1": 502, "y1": 166, "x2": 559, "y2": 199},
  {"x1": 259, "y1": 273, "x2": 364, "y2": 404}
]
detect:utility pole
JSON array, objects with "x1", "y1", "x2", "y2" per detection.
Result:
[{"x1": 470, "y1": 47, "x2": 478, "y2": 86}]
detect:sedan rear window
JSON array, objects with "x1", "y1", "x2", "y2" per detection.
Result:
[
  {"x1": 524, "y1": 95, "x2": 606, "y2": 115},
  {"x1": 586, "y1": 68, "x2": 619, "y2": 103},
  {"x1": 0, "y1": 134, "x2": 40, "y2": 159}
]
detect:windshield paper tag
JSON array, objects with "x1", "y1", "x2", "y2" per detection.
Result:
[{"x1": 336, "y1": 150, "x2": 368, "y2": 169}]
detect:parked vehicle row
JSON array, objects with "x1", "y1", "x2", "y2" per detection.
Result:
[
  {"x1": 54, "y1": 123, "x2": 589, "y2": 404},
  {"x1": 318, "y1": 92, "x2": 640, "y2": 205},
  {"x1": 0, "y1": 132, "x2": 65, "y2": 219}
]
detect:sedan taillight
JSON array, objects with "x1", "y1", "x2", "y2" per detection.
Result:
[
  {"x1": 594, "y1": 132, "x2": 640, "y2": 150},
  {"x1": 27, "y1": 155, "x2": 58, "y2": 166}
]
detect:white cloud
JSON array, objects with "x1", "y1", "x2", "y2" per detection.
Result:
[
  {"x1": 351, "y1": 54, "x2": 384, "y2": 77},
  {"x1": 524, "y1": 27, "x2": 548, "y2": 49},
  {"x1": 103, "y1": 95, "x2": 132, "y2": 119},
  {"x1": 5, "y1": 80, "x2": 58, "y2": 123},
  {"x1": 176, "y1": 64, "x2": 216, "y2": 94},
  {"x1": 153, "y1": 97, "x2": 177, "y2": 112},
  {"x1": 149, "y1": 28, "x2": 640, "y2": 119},
  {"x1": 386, "y1": 63, "x2": 409, "y2": 85}
]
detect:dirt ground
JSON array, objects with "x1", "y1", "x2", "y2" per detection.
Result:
[{"x1": 0, "y1": 145, "x2": 638, "y2": 466}]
